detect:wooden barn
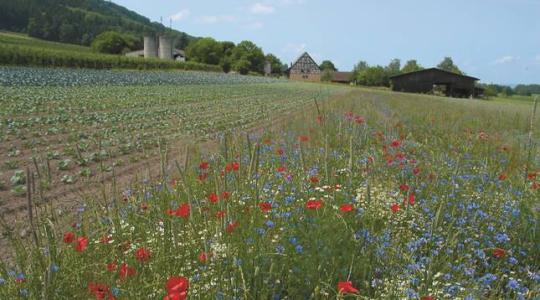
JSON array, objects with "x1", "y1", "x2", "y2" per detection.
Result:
[
  {"x1": 389, "y1": 68, "x2": 479, "y2": 98},
  {"x1": 288, "y1": 52, "x2": 321, "y2": 82},
  {"x1": 331, "y1": 72, "x2": 354, "y2": 84}
]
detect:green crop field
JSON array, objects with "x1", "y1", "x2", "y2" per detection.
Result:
[{"x1": 0, "y1": 67, "x2": 539, "y2": 299}]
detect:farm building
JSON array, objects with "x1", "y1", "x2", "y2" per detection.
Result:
[
  {"x1": 389, "y1": 68, "x2": 479, "y2": 98},
  {"x1": 125, "y1": 35, "x2": 186, "y2": 62},
  {"x1": 331, "y1": 72, "x2": 354, "y2": 84},
  {"x1": 288, "y1": 52, "x2": 321, "y2": 82}
]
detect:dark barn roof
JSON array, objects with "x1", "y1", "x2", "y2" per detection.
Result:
[
  {"x1": 331, "y1": 72, "x2": 353, "y2": 83},
  {"x1": 389, "y1": 68, "x2": 480, "y2": 98},
  {"x1": 389, "y1": 68, "x2": 479, "y2": 81}
]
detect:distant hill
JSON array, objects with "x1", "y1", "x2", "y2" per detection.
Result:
[{"x1": 0, "y1": 0, "x2": 196, "y2": 50}]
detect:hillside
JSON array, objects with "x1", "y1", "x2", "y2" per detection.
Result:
[{"x1": 0, "y1": 0, "x2": 196, "y2": 49}]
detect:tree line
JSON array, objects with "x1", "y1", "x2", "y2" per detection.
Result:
[{"x1": 184, "y1": 37, "x2": 286, "y2": 75}]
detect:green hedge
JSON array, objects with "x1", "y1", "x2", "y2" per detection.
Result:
[{"x1": 0, "y1": 44, "x2": 223, "y2": 72}]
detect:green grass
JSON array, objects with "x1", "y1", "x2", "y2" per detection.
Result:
[
  {"x1": 0, "y1": 31, "x2": 221, "y2": 71},
  {"x1": 490, "y1": 94, "x2": 538, "y2": 105},
  {"x1": 0, "y1": 70, "x2": 539, "y2": 299}
]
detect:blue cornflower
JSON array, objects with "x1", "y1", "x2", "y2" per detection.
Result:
[
  {"x1": 288, "y1": 237, "x2": 298, "y2": 245},
  {"x1": 276, "y1": 245, "x2": 285, "y2": 254},
  {"x1": 295, "y1": 245, "x2": 304, "y2": 253},
  {"x1": 508, "y1": 256, "x2": 518, "y2": 265},
  {"x1": 111, "y1": 287, "x2": 121, "y2": 297},
  {"x1": 478, "y1": 273, "x2": 497, "y2": 286},
  {"x1": 506, "y1": 278, "x2": 520, "y2": 290},
  {"x1": 405, "y1": 288, "x2": 418, "y2": 299},
  {"x1": 50, "y1": 264, "x2": 59, "y2": 273},
  {"x1": 265, "y1": 220, "x2": 275, "y2": 228},
  {"x1": 494, "y1": 233, "x2": 509, "y2": 243},
  {"x1": 0, "y1": 278, "x2": 5, "y2": 285},
  {"x1": 255, "y1": 228, "x2": 266, "y2": 235},
  {"x1": 443, "y1": 273, "x2": 452, "y2": 281},
  {"x1": 20, "y1": 289, "x2": 28, "y2": 297}
]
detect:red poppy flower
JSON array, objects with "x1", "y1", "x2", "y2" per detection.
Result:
[
  {"x1": 231, "y1": 162, "x2": 240, "y2": 171},
  {"x1": 198, "y1": 251, "x2": 209, "y2": 263},
  {"x1": 306, "y1": 200, "x2": 323, "y2": 210},
  {"x1": 277, "y1": 148, "x2": 284, "y2": 155},
  {"x1": 309, "y1": 176, "x2": 319, "y2": 184},
  {"x1": 221, "y1": 191, "x2": 230, "y2": 200},
  {"x1": 493, "y1": 248, "x2": 505, "y2": 258},
  {"x1": 355, "y1": 116, "x2": 365, "y2": 124},
  {"x1": 175, "y1": 203, "x2": 190, "y2": 218},
  {"x1": 107, "y1": 262, "x2": 117, "y2": 272},
  {"x1": 339, "y1": 204, "x2": 354, "y2": 213},
  {"x1": 208, "y1": 193, "x2": 219, "y2": 203},
  {"x1": 533, "y1": 182, "x2": 540, "y2": 190},
  {"x1": 390, "y1": 139, "x2": 401, "y2": 148},
  {"x1": 226, "y1": 221, "x2": 239, "y2": 233},
  {"x1": 259, "y1": 202, "x2": 273, "y2": 213},
  {"x1": 527, "y1": 172, "x2": 537, "y2": 181},
  {"x1": 63, "y1": 232, "x2": 75, "y2": 243},
  {"x1": 119, "y1": 262, "x2": 136, "y2": 279},
  {"x1": 298, "y1": 135, "x2": 309, "y2": 142},
  {"x1": 75, "y1": 236, "x2": 89, "y2": 252},
  {"x1": 135, "y1": 247, "x2": 152, "y2": 262},
  {"x1": 408, "y1": 193, "x2": 415, "y2": 205},
  {"x1": 198, "y1": 173, "x2": 208, "y2": 182},
  {"x1": 498, "y1": 173, "x2": 507, "y2": 181},
  {"x1": 263, "y1": 138, "x2": 272, "y2": 145},
  {"x1": 420, "y1": 296, "x2": 435, "y2": 300},
  {"x1": 164, "y1": 276, "x2": 189, "y2": 300},
  {"x1": 391, "y1": 203, "x2": 401, "y2": 213},
  {"x1": 413, "y1": 167, "x2": 421, "y2": 176},
  {"x1": 277, "y1": 165, "x2": 287, "y2": 173},
  {"x1": 337, "y1": 281, "x2": 359, "y2": 294},
  {"x1": 88, "y1": 282, "x2": 115, "y2": 299},
  {"x1": 399, "y1": 184, "x2": 409, "y2": 192},
  {"x1": 215, "y1": 210, "x2": 226, "y2": 219},
  {"x1": 199, "y1": 161, "x2": 209, "y2": 170}
]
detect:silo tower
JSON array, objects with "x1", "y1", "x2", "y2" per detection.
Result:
[
  {"x1": 158, "y1": 36, "x2": 173, "y2": 60},
  {"x1": 143, "y1": 36, "x2": 158, "y2": 58}
]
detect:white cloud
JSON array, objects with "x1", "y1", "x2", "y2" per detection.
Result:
[
  {"x1": 244, "y1": 21, "x2": 264, "y2": 30},
  {"x1": 170, "y1": 9, "x2": 190, "y2": 22},
  {"x1": 250, "y1": 3, "x2": 275, "y2": 14},
  {"x1": 196, "y1": 15, "x2": 236, "y2": 24},
  {"x1": 493, "y1": 55, "x2": 519, "y2": 65}
]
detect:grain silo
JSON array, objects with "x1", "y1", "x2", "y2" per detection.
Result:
[
  {"x1": 158, "y1": 36, "x2": 173, "y2": 60},
  {"x1": 143, "y1": 36, "x2": 158, "y2": 58}
]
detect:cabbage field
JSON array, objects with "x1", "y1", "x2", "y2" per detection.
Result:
[
  {"x1": 0, "y1": 67, "x2": 346, "y2": 217},
  {"x1": 0, "y1": 67, "x2": 539, "y2": 299}
]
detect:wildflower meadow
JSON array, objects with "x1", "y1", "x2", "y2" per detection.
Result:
[{"x1": 0, "y1": 73, "x2": 539, "y2": 299}]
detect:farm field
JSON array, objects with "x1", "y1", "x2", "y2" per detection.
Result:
[
  {"x1": 0, "y1": 68, "x2": 539, "y2": 299},
  {"x1": 0, "y1": 66, "x2": 348, "y2": 219}
]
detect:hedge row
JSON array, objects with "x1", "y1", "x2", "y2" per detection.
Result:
[{"x1": 0, "y1": 45, "x2": 223, "y2": 72}]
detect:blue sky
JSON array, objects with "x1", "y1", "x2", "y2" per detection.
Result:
[{"x1": 111, "y1": 0, "x2": 540, "y2": 84}]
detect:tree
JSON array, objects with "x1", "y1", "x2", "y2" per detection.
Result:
[
  {"x1": 320, "y1": 60, "x2": 337, "y2": 72},
  {"x1": 483, "y1": 84, "x2": 498, "y2": 98},
  {"x1": 352, "y1": 60, "x2": 369, "y2": 81},
  {"x1": 265, "y1": 54, "x2": 284, "y2": 75},
  {"x1": 437, "y1": 57, "x2": 462, "y2": 75},
  {"x1": 401, "y1": 60, "x2": 423, "y2": 73},
  {"x1": 385, "y1": 58, "x2": 401, "y2": 77},
  {"x1": 357, "y1": 66, "x2": 388, "y2": 86},
  {"x1": 233, "y1": 59, "x2": 251, "y2": 75},
  {"x1": 185, "y1": 37, "x2": 223, "y2": 65},
  {"x1": 91, "y1": 31, "x2": 129, "y2": 54},
  {"x1": 231, "y1": 40, "x2": 265, "y2": 74},
  {"x1": 321, "y1": 70, "x2": 334, "y2": 82}
]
